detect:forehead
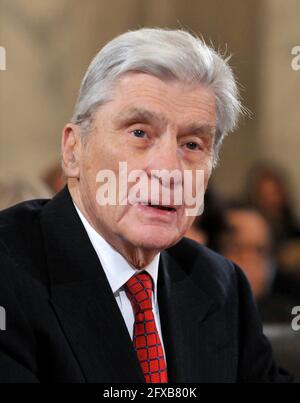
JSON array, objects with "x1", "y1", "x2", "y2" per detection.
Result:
[
  {"x1": 228, "y1": 211, "x2": 270, "y2": 240},
  {"x1": 109, "y1": 72, "x2": 216, "y2": 126}
]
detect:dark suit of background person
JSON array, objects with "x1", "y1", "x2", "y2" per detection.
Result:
[{"x1": 0, "y1": 186, "x2": 293, "y2": 382}]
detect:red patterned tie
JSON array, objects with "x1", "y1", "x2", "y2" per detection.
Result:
[{"x1": 124, "y1": 272, "x2": 168, "y2": 383}]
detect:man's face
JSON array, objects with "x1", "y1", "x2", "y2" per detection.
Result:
[
  {"x1": 71, "y1": 73, "x2": 216, "y2": 254},
  {"x1": 221, "y1": 210, "x2": 272, "y2": 300}
]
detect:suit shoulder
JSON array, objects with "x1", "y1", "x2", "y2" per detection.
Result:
[
  {"x1": 166, "y1": 237, "x2": 238, "y2": 301},
  {"x1": 0, "y1": 198, "x2": 49, "y2": 256},
  {"x1": 168, "y1": 236, "x2": 236, "y2": 275}
]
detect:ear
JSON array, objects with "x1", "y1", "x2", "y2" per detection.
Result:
[{"x1": 61, "y1": 124, "x2": 81, "y2": 178}]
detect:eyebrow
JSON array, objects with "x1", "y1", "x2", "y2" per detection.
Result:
[
  {"x1": 182, "y1": 123, "x2": 216, "y2": 137},
  {"x1": 113, "y1": 107, "x2": 167, "y2": 128},
  {"x1": 113, "y1": 107, "x2": 216, "y2": 137}
]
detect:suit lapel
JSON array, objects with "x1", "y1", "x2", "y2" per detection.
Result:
[
  {"x1": 40, "y1": 187, "x2": 144, "y2": 383},
  {"x1": 158, "y1": 247, "x2": 237, "y2": 383},
  {"x1": 49, "y1": 279, "x2": 145, "y2": 382},
  {"x1": 157, "y1": 250, "x2": 214, "y2": 382}
]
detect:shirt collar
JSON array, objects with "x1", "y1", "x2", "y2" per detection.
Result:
[{"x1": 73, "y1": 202, "x2": 160, "y2": 302}]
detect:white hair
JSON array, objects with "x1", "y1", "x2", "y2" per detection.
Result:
[{"x1": 71, "y1": 28, "x2": 244, "y2": 166}]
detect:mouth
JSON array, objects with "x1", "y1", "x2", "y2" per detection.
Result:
[
  {"x1": 141, "y1": 201, "x2": 177, "y2": 212},
  {"x1": 135, "y1": 201, "x2": 180, "y2": 223},
  {"x1": 147, "y1": 202, "x2": 176, "y2": 212}
]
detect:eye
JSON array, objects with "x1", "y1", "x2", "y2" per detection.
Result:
[
  {"x1": 185, "y1": 142, "x2": 200, "y2": 151},
  {"x1": 132, "y1": 129, "x2": 147, "y2": 138}
]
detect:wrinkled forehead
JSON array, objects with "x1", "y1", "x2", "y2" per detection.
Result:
[{"x1": 107, "y1": 72, "x2": 217, "y2": 131}]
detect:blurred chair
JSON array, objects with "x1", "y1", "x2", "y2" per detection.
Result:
[{"x1": 264, "y1": 324, "x2": 300, "y2": 382}]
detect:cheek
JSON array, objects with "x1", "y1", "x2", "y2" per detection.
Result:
[
  {"x1": 179, "y1": 215, "x2": 195, "y2": 235},
  {"x1": 204, "y1": 158, "x2": 213, "y2": 182},
  {"x1": 81, "y1": 142, "x2": 118, "y2": 187},
  {"x1": 80, "y1": 162, "x2": 98, "y2": 197},
  {"x1": 192, "y1": 156, "x2": 213, "y2": 182}
]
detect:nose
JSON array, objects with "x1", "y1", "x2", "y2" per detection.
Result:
[{"x1": 146, "y1": 133, "x2": 183, "y2": 188}]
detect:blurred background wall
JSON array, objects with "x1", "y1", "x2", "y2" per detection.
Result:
[{"x1": 0, "y1": 0, "x2": 299, "y2": 216}]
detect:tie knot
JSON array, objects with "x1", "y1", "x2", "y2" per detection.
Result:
[{"x1": 124, "y1": 272, "x2": 153, "y2": 313}]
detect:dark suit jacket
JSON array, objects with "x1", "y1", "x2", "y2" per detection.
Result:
[{"x1": 0, "y1": 187, "x2": 292, "y2": 382}]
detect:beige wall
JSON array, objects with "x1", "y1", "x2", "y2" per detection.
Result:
[
  {"x1": 0, "y1": 0, "x2": 142, "y2": 178},
  {"x1": 0, "y1": 0, "x2": 299, "y2": 216},
  {"x1": 258, "y1": 0, "x2": 300, "y2": 217}
]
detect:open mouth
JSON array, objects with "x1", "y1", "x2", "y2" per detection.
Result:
[{"x1": 145, "y1": 202, "x2": 176, "y2": 212}]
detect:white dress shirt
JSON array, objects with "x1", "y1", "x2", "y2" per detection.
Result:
[{"x1": 73, "y1": 203, "x2": 166, "y2": 359}]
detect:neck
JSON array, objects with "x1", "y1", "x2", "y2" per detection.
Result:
[{"x1": 67, "y1": 180, "x2": 158, "y2": 269}]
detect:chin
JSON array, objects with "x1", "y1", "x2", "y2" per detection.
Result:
[{"x1": 127, "y1": 228, "x2": 181, "y2": 251}]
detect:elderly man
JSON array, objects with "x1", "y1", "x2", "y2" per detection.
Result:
[{"x1": 0, "y1": 28, "x2": 292, "y2": 383}]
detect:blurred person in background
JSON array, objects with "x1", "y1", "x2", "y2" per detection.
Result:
[
  {"x1": 188, "y1": 200, "x2": 300, "y2": 323},
  {"x1": 278, "y1": 239, "x2": 300, "y2": 283},
  {"x1": 217, "y1": 203, "x2": 300, "y2": 323},
  {"x1": 246, "y1": 162, "x2": 300, "y2": 291},
  {"x1": 246, "y1": 162, "x2": 300, "y2": 244},
  {"x1": 219, "y1": 204, "x2": 274, "y2": 302}
]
